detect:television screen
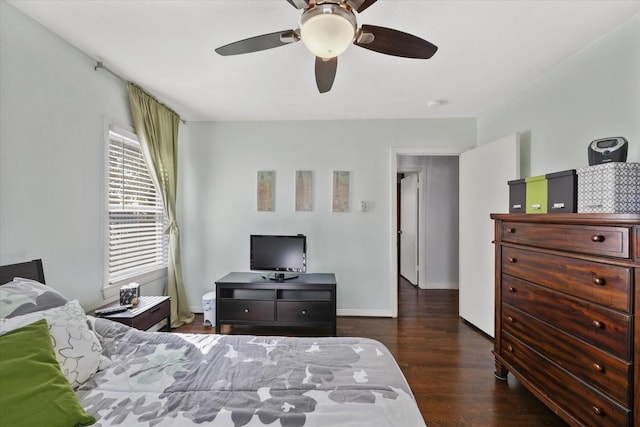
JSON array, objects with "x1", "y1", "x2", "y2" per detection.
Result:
[{"x1": 250, "y1": 234, "x2": 306, "y2": 274}]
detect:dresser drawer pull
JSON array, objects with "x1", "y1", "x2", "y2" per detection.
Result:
[
  {"x1": 507, "y1": 257, "x2": 517, "y2": 263},
  {"x1": 505, "y1": 227, "x2": 515, "y2": 234},
  {"x1": 592, "y1": 320, "x2": 604, "y2": 329},
  {"x1": 244, "y1": 308, "x2": 250, "y2": 313},
  {"x1": 507, "y1": 316, "x2": 515, "y2": 323},
  {"x1": 592, "y1": 362, "x2": 604, "y2": 373},
  {"x1": 592, "y1": 276, "x2": 605, "y2": 286},
  {"x1": 592, "y1": 406, "x2": 604, "y2": 416},
  {"x1": 301, "y1": 310, "x2": 307, "y2": 315},
  {"x1": 150, "y1": 306, "x2": 162, "y2": 313},
  {"x1": 591, "y1": 234, "x2": 605, "y2": 243},
  {"x1": 506, "y1": 345, "x2": 514, "y2": 353},
  {"x1": 508, "y1": 287, "x2": 516, "y2": 293}
]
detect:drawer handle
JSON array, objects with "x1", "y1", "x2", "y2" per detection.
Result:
[
  {"x1": 507, "y1": 257, "x2": 517, "y2": 263},
  {"x1": 505, "y1": 227, "x2": 515, "y2": 234},
  {"x1": 592, "y1": 406, "x2": 604, "y2": 417},
  {"x1": 150, "y1": 306, "x2": 162, "y2": 313},
  {"x1": 244, "y1": 308, "x2": 250, "y2": 313},
  {"x1": 530, "y1": 204, "x2": 541, "y2": 210},
  {"x1": 592, "y1": 276, "x2": 605, "y2": 286},
  {"x1": 508, "y1": 287, "x2": 516, "y2": 293},
  {"x1": 592, "y1": 320, "x2": 604, "y2": 329},
  {"x1": 301, "y1": 310, "x2": 307, "y2": 315},
  {"x1": 592, "y1": 362, "x2": 604, "y2": 373},
  {"x1": 507, "y1": 316, "x2": 515, "y2": 323},
  {"x1": 506, "y1": 345, "x2": 514, "y2": 353},
  {"x1": 591, "y1": 234, "x2": 605, "y2": 243}
]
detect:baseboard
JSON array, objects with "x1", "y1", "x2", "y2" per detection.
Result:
[
  {"x1": 337, "y1": 308, "x2": 393, "y2": 317},
  {"x1": 418, "y1": 282, "x2": 459, "y2": 290},
  {"x1": 190, "y1": 306, "x2": 394, "y2": 317}
]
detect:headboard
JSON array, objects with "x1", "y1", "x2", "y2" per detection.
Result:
[{"x1": 0, "y1": 259, "x2": 45, "y2": 285}]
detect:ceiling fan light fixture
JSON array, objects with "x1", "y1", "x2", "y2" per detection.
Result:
[{"x1": 300, "y1": 4, "x2": 357, "y2": 59}]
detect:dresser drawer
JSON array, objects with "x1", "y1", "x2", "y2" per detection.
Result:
[
  {"x1": 219, "y1": 300, "x2": 275, "y2": 322},
  {"x1": 501, "y1": 332, "x2": 631, "y2": 427},
  {"x1": 502, "y1": 246, "x2": 632, "y2": 312},
  {"x1": 502, "y1": 275, "x2": 632, "y2": 360},
  {"x1": 501, "y1": 222, "x2": 630, "y2": 258},
  {"x1": 132, "y1": 298, "x2": 171, "y2": 331},
  {"x1": 276, "y1": 301, "x2": 333, "y2": 323},
  {"x1": 502, "y1": 304, "x2": 631, "y2": 406}
]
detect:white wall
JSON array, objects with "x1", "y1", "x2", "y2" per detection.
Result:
[
  {"x1": 398, "y1": 156, "x2": 459, "y2": 289},
  {"x1": 0, "y1": 2, "x2": 167, "y2": 308},
  {"x1": 180, "y1": 120, "x2": 475, "y2": 315},
  {"x1": 478, "y1": 15, "x2": 640, "y2": 172},
  {"x1": 0, "y1": 2, "x2": 476, "y2": 316}
]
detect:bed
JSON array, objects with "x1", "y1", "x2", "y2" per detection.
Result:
[{"x1": 0, "y1": 259, "x2": 426, "y2": 427}]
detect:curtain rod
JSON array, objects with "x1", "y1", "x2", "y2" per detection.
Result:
[{"x1": 94, "y1": 61, "x2": 186, "y2": 124}]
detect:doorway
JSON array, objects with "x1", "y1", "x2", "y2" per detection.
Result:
[{"x1": 389, "y1": 147, "x2": 464, "y2": 318}]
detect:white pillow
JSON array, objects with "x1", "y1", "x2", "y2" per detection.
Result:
[
  {"x1": 0, "y1": 278, "x2": 68, "y2": 318},
  {"x1": 0, "y1": 300, "x2": 111, "y2": 388}
]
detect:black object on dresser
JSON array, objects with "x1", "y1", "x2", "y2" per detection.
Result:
[
  {"x1": 215, "y1": 272, "x2": 337, "y2": 336},
  {"x1": 491, "y1": 213, "x2": 639, "y2": 427}
]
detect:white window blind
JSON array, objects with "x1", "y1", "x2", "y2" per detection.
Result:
[{"x1": 107, "y1": 128, "x2": 168, "y2": 285}]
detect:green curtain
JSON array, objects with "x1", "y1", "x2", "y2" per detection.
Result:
[{"x1": 127, "y1": 82, "x2": 194, "y2": 328}]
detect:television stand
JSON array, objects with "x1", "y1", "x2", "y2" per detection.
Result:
[{"x1": 215, "y1": 272, "x2": 337, "y2": 336}]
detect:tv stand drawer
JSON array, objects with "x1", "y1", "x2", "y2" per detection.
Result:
[
  {"x1": 219, "y1": 300, "x2": 274, "y2": 322},
  {"x1": 277, "y1": 301, "x2": 333, "y2": 323}
]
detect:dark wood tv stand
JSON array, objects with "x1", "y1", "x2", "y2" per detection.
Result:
[{"x1": 215, "y1": 272, "x2": 337, "y2": 336}]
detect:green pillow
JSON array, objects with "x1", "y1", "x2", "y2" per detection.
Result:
[{"x1": 0, "y1": 319, "x2": 96, "y2": 427}]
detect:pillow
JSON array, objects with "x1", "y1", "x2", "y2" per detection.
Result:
[
  {"x1": 0, "y1": 277, "x2": 68, "y2": 318},
  {"x1": 0, "y1": 300, "x2": 111, "y2": 388},
  {"x1": 0, "y1": 319, "x2": 96, "y2": 427}
]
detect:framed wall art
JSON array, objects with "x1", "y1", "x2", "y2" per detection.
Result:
[
  {"x1": 332, "y1": 170, "x2": 350, "y2": 212},
  {"x1": 295, "y1": 170, "x2": 313, "y2": 212},
  {"x1": 257, "y1": 170, "x2": 275, "y2": 211}
]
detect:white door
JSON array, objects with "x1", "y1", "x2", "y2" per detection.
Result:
[
  {"x1": 459, "y1": 133, "x2": 520, "y2": 337},
  {"x1": 400, "y1": 173, "x2": 419, "y2": 285}
]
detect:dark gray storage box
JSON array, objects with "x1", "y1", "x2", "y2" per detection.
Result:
[
  {"x1": 508, "y1": 178, "x2": 526, "y2": 213},
  {"x1": 546, "y1": 169, "x2": 577, "y2": 213}
]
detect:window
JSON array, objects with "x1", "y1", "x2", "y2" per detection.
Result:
[{"x1": 107, "y1": 126, "x2": 168, "y2": 287}]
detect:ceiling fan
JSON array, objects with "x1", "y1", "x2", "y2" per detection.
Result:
[{"x1": 215, "y1": 0, "x2": 438, "y2": 93}]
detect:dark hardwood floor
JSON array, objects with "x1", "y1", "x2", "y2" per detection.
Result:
[{"x1": 174, "y1": 277, "x2": 567, "y2": 426}]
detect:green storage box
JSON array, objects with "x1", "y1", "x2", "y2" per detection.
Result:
[{"x1": 525, "y1": 175, "x2": 547, "y2": 214}]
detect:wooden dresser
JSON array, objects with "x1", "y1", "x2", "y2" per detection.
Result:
[{"x1": 491, "y1": 213, "x2": 639, "y2": 427}]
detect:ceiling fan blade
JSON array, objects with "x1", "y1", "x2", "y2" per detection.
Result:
[
  {"x1": 315, "y1": 57, "x2": 337, "y2": 93},
  {"x1": 285, "y1": 0, "x2": 309, "y2": 8},
  {"x1": 355, "y1": 24, "x2": 438, "y2": 59},
  {"x1": 215, "y1": 30, "x2": 299, "y2": 56},
  {"x1": 348, "y1": 0, "x2": 378, "y2": 13}
]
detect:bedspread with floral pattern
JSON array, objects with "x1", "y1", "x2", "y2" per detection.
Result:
[{"x1": 78, "y1": 318, "x2": 426, "y2": 427}]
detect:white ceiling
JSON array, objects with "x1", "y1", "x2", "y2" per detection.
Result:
[{"x1": 8, "y1": 0, "x2": 640, "y2": 122}]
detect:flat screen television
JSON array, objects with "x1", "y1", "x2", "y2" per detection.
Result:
[{"x1": 250, "y1": 234, "x2": 306, "y2": 280}]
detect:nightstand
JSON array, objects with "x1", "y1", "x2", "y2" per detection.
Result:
[{"x1": 93, "y1": 296, "x2": 171, "y2": 331}]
